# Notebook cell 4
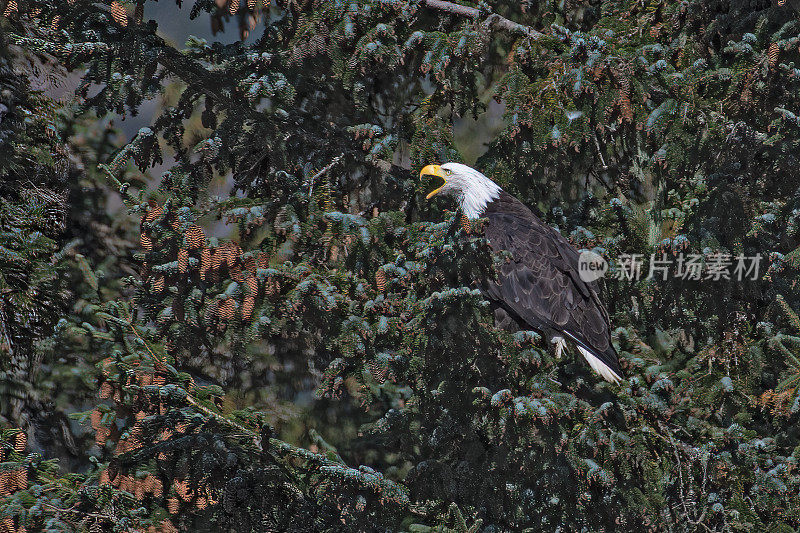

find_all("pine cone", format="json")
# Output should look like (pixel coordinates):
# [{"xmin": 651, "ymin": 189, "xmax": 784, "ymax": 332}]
[
  {"xmin": 219, "ymin": 299, "xmax": 236, "ymax": 320},
  {"xmin": 375, "ymin": 270, "xmax": 386, "ymax": 292},
  {"xmin": 231, "ymin": 243, "xmax": 243, "ymax": 264},
  {"xmin": 228, "ymin": 0, "xmax": 239, "ymax": 14},
  {"xmin": 0, "ymin": 472, "xmax": 10, "ymax": 496},
  {"xmin": 167, "ymin": 497, "xmax": 180, "ymax": 514},
  {"xmin": 3, "ymin": 0, "xmax": 17, "ymax": 17},
  {"xmin": 1, "ymin": 517, "xmax": 15, "ymax": 532},
  {"xmin": 460, "ymin": 214, "xmax": 471, "ymax": 234},
  {"xmin": 229, "ymin": 262, "xmax": 244, "ymax": 282},
  {"xmin": 211, "ymin": 248, "xmax": 223, "ymax": 271},
  {"xmin": 242, "ymin": 296, "xmax": 255, "ymax": 320},
  {"xmin": 145, "ymin": 204, "xmax": 163, "ymax": 223},
  {"xmin": 153, "ymin": 478, "xmax": 164, "ymax": 497},
  {"xmin": 14, "ymin": 432, "xmax": 26, "ymax": 453},
  {"xmin": 140, "ymin": 232, "xmax": 153, "ymax": 251},
  {"xmin": 768, "ymin": 42, "xmax": 780, "ymax": 68},
  {"xmin": 91, "ymin": 409, "xmax": 103, "ymax": 429},
  {"xmin": 152, "ymin": 276, "xmax": 165, "ymax": 293},
  {"xmin": 178, "ymin": 248, "xmax": 189, "ymax": 273},
  {"xmin": 175, "ymin": 480, "xmax": 192, "ymax": 501},
  {"xmin": 99, "ymin": 382, "xmax": 113, "ymax": 399},
  {"xmin": 245, "ymin": 276, "xmax": 258, "ymax": 296},
  {"xmin": 110, "ymin": 1, "xmax": 128, "ymax": 26},
  {"xmin": 207, "ymin": 300, "xmax": 220, "ymax": 320},
  {"xmin": 160, "ymin": 519, "xmax": 179, "ymax": 533},
  {"xmin": 186, "ymin": 225, "xmax": 205, "ymax": 249},
  {"xmin": 200, "ymin": 248, "xmax": 213, "ymax": 280},
  {"xmin": 135, "ymin": 479, "xmax": 146, "ymax": 500},
  {"xmin": 142, "ymin": 474, "xmax": 154, "ymax": 494},
  {"xmin": 244, "ymin": 254, "xmax": 257, "ymax": 272},
  {"xmin": 13, "ymin": 468, "xmax": 27, "ymax": 490},
  {"xmin": 264, "ymin": 277, "xmax": 280, "ymax": 296},
  {"xmin": 129, "ymin": 427, "xmax": 143, "ymax": 448},
  {"xmin": 369, "ymin": 360, "xmax": 388, "ymax": 384},
  {"xmin": 95, "ymin": 426, "xmax": 110, "ymax": 447}
]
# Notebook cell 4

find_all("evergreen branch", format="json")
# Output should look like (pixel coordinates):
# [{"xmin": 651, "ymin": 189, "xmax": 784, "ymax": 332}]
[
  {"xmin": 184, "ymin": 394, "xmax": 261, "ymax": 445},
  {"xmin": 308, "ymin": 154, "xmax": 343, "ymax": 199},
  {"xmin": 420, "ymin": 0, "xmax": 544, "ymax": 38},
  {"xmin": 123, "ymin": 310, "xmax": 166, "ymax": 371}
]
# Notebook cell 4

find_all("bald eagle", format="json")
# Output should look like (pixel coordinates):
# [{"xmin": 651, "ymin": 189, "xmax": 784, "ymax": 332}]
[{"xmin": 420, "ymin": 162, "xmax": 622, "ymax": 384}]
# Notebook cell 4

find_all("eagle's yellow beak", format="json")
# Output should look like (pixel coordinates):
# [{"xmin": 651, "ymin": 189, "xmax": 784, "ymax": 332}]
[{"xmin": 420, "ymin": 164, "xmax": 446, "ymax": 199}]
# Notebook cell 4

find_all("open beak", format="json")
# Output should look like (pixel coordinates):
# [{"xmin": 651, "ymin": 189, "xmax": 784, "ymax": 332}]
[{"xmin": 420, "ymin": 164, "xmax": 446, "ymax": 199}]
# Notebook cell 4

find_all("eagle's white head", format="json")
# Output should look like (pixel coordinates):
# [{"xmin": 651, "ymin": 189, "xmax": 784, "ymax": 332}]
[{"xmin": 420, "ymin": 162, "xmax": 502, "ymax": 219}]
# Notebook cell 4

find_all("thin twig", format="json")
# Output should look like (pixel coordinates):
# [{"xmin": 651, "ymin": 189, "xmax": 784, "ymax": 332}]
[{"xmin": 421, "ymin": 0, "xmax": 544, "ymax": 39}]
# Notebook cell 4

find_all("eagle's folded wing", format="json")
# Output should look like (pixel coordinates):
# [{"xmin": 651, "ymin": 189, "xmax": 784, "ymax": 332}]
[{"xmin": 481, "ymin": 193, "xmax": 622, "ymax": 383}]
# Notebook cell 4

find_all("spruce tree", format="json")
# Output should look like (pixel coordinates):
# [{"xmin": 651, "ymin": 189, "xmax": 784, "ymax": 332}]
[{"xmin": 3, "ymin": 0, "xmax": 800, "ymax": 531}]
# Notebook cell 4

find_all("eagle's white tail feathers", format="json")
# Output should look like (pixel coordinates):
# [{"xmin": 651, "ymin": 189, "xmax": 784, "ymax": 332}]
[
  {"xmin": 551, "ymin": 336, "xmax": 567, "ymax": 360},
  {"xmin": 577, "ymin": 346, "xmax": 622, "ymax": 384}
]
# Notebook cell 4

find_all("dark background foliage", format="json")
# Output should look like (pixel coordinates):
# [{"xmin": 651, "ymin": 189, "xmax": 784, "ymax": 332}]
[{"xmin": 3, "ymin": 0, "xmax": 800, "ymax": 531}]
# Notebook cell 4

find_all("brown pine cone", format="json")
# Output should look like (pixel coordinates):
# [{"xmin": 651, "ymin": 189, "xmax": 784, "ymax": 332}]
[
  {"xmin": 219, "ymin": 299, "xmax": 236, "ymax": 320},
  {"xmin": 200, "ymin": 248, "xmax": 213, "ymax": 280},
  {"xmin": 0, "ymin": 472, "xmax": 10, "ymax": 496},
  {"xmin": 99, "ymin": 382, "xmax": 114, "ymax": 399},
  {"xmin": 768, "ymin": 42, "xmax": 780, "ymax": 68},
  {"xmin": 145, "ymin": 203, "xmax": 164, "ymax": 223},
  {"xmin": 110, "ymin": 1, "xmax": 127, "ymax": 26},
  {"xmin": 186, "ymin": 225, "xmax": 205, "ymax": 249},
  {"xmin": 460, "ymin": 214, "xmax": 471, "ymax": 234},
  {"xmin": 245, "ymin": 276, "xmax": 258, "ymax": 296},
  {"xmin": 242, "ymin": 296, "xmax": 255, "ymax": 320},
  {"xmin": 14, "ymin": 432, "xmax": 26, "ymax": 453},
  {"xmin": 91, "ymin": 409, "xmax": 103, "ymax": 429},
  {"xmin": 140, "ymin": 233, "xmax": 153, "ymax": 251},
  {"xmin": 375, "ymin": 270, "xmax": 386, "ymax": 292},
  {"xmin": 152, "ymin": 276, "xmax": 165, "ymax": 293},
  {"xmin": 178, "ymin": 248, "xmax": 189, "ymax": 273}
]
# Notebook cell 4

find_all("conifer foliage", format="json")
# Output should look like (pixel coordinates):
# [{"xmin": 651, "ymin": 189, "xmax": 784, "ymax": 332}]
[{"xmin": 3, "ymin": 0, "xmax": 800, "ymax": 531}]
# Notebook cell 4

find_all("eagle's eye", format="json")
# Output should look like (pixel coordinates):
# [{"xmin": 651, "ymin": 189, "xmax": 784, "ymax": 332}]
[{"xmin": 445, "ymin": 169, "xmax": 452, "ymax": 176}]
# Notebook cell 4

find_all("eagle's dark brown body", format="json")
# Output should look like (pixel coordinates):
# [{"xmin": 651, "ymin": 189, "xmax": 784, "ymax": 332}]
[{"xmin": 480, "ymin": 191, "xmax": 622, "ymax": 380}]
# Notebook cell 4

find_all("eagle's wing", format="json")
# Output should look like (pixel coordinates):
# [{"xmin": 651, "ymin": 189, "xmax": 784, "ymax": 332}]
[{"xmin": 481, "ymin": 192, "xmax": 622, "ymax": 383}]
